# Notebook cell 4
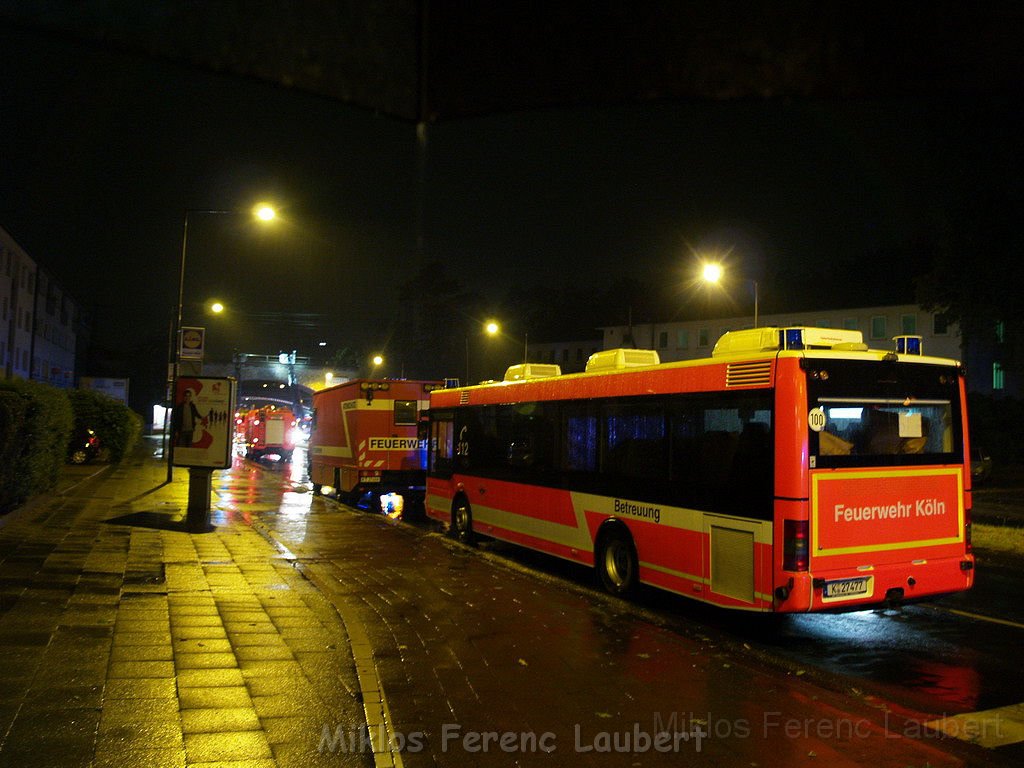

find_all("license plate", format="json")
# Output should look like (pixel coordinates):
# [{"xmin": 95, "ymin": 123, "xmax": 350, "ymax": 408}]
[{"xmin": 822, "ymin": 576, "xmax": 872, "ymax": 601}]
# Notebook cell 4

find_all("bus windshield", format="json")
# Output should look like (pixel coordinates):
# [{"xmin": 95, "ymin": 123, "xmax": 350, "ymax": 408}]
[{"xmin": 807, "ymin": 360, "xmax": 963, "ymax": 469}]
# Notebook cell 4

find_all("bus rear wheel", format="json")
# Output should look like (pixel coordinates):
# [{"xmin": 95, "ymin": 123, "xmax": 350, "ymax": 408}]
[
  {"xmin": 452, "ymin": 500, "xmax": 475, "ymax": 545},
  {"xmin": 596, "ymin": 529, "xmax": 638, "ymax": 596}
]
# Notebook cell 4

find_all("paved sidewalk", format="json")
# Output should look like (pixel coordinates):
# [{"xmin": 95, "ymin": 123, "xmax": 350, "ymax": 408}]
[{"xmin": 0, "ymin": 450, "xmax": 369, "ymax": 768}]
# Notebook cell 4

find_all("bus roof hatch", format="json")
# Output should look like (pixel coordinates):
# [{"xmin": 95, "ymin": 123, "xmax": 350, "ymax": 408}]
[
  {"xmin": 585, "ymin": 348, "xmax": 661, "ymax": 373},
  {"xmin": 504, "ymin": 363, "xmax": 562, "ymax": 381}
]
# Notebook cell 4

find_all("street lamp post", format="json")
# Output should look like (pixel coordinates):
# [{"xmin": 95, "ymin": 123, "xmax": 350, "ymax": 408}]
[
  {"xmin": 488, "ymin": 320, "xmax": 529, "ymax": 364},
  {"xmin": 465, "ymin": 321, "xmax": 501, "ymax": 384},
  {"xmin": 701, "ymin": 262, "xmax": 759, "ymax": 328},
  {"xmin": 753, "ymin": 280, "xmax": 759, "ymax": 328},
  {"xmin": 167, "ymin": 205, "xmax": 276, "ymax": 528}
]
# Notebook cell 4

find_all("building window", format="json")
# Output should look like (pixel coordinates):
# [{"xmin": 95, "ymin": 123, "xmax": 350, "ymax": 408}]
[
  {"xmin": 562, "ymin": 349, "xmax": 569, "ymax": 362},
  {"xmin": 676, "ymin": 329, "xmax": 689, "ymax": 349},
  {"xmin": 993, "ymin": 362, "xmax": 1005, "ymax": 391},
  {"xmin": 843, "ymin": 317, "xmax": 858, "ymax": 331},
  {"xmin": 816, "ymin": 318, "xmax": 831, "ymax": 328},
  {"xmin": 698, "ymin": 328, "xmax": 709, "ymax": 347},
  {"xmin": 996, "ymin": 320, "xmax": 1005, "ymax": 343},
  {"xmin": 870, "ymin": 316, "xmax": 887, "ymax": 339},
  {"xmin": 901, "ymin": 314, "xmax": 917, "ymax": 334},
  {"xmin": 933, "ymin": 313, "xmax": 949, "ymax": 336},
  {"xmin": 658, "ymin": 331, "xmax": 668, "ymax": 348},
  {"xmin": 576, "ymin": 348, "xmax": 584, "ymax": 362}
]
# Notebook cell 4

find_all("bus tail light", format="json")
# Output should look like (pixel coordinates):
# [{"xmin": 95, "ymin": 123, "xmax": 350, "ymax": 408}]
[
  {"xmin": 783, "ymin": 519, "xmax": 809, "ymax": 571},
  {"xmin": 964, "ymin": 509, "xmax": 973, "ymax": 553}
]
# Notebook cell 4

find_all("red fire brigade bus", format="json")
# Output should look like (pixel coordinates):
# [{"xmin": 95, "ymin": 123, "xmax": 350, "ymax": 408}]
[
  {"xmin": 243, "ymin": 406, "xmax": 297, "ymax": 460},
  {"xmin": 309, "ymin": 378, "xmax": 440, "ymax": 515},
  {"xmin": 425, "ymin": 327, "xmax": 975, "ymax": 613}
]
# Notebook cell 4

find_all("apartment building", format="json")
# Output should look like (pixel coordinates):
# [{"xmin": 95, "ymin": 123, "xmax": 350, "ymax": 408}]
[{"xmin": 1, "ymin": 226, "xmax": 79, "ymax": 387}]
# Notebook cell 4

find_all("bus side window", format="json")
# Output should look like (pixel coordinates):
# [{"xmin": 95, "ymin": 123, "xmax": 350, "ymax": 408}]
[
  {"xmin": 601, "ymin": 402, "xmax": 667, "ymax": 479},
  {"xmin": 563, "ymin": 405, "xmax": 598, "ymax": 472},
  {"xmin": 507, "ymin": 402, "xmax": 555, "ymax": 472}
]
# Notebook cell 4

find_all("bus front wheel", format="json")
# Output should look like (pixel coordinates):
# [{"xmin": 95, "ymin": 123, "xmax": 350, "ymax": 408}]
[
  {"xmin": 596, "ymin": 529, "xmax": 638, "ymax": 596},
  {"xmin": 452, "ymin": 500, "xmax": 475, "ymax": 545}
]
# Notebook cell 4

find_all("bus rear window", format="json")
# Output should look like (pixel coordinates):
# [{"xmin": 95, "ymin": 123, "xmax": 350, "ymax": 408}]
[
  {"xmin": 807, "ymin": 359, "xmax": 963, "ymax": 469},
  {"xmin": 817, "ymin": 400, "xmax": 952, "ymax": 458}
]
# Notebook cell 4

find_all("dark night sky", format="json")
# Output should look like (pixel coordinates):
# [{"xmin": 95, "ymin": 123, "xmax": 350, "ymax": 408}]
[{"xmin": 1, "ymin": 19, "xmax": 1021, "ymax": 386}]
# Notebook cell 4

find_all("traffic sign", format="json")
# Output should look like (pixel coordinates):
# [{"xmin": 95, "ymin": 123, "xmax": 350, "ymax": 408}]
[{"xmin": 180, "ymin": 326, "xmax": 205, "ymax": 361}]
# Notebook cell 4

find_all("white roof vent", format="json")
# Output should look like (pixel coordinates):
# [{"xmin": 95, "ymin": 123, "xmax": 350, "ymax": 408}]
[
  {"xmin": 585, "ymin": 348, "xmax": 660, "ymax": 373},
  {"xmin": 503, "ymin": 363, "xmax": 562, "ymax": 381},
  {"xmin": 712, "ymin": 328, "xmax": 781, "ymax": 357}
]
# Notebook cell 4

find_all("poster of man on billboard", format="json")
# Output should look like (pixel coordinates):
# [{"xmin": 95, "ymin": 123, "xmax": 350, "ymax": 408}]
[{"xmin": 172, "ymin": 377, "xmax": 236, "ymax": 468}]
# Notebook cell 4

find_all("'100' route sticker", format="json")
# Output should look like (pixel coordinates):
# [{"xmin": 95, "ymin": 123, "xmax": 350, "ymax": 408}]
[{"xmin": 808, "ymin": 407, "xmax": 826, "ymax": 432}]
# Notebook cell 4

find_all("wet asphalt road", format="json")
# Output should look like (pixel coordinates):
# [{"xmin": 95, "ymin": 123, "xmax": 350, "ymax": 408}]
[{"xmin": 228, "ymin": 449, "xmax": 1022, "ymax": 766}]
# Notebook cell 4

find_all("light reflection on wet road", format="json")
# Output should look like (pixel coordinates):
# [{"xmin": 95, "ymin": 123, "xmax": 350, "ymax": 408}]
[{"xmin": 214, "ymin": 454, "xmax": 1023, "ymax": 765}]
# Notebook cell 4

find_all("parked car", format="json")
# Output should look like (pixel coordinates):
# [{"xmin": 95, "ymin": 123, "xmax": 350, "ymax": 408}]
[
  {"xmin": 68, "ymin": 428, "xmax": 101, "ymax": 465},
  {"xmin": 971, "ymin": 445, "xmax": 993, "ymax": 485}
]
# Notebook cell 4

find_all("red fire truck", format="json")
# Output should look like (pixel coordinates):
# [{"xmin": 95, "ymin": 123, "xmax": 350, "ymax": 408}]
[
  {"xmin": 243, "ymin": 406, "xmax": 298, "ymax": 460},
  {"xmin": 309, "ymin": 378, "xmax": 440, "ymax": 515}
]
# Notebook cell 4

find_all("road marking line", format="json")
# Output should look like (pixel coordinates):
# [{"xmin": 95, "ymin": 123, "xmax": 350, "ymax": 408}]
[
  {"xmin": 934, "ymin": 606, "xmax": 1024, "ymax": 630},
  {"xmin": 925, "ymin": 702, "xmax": 1024, "ymax": 748}
]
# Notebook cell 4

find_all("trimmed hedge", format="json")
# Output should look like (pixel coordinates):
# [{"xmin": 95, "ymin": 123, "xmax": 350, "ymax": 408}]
[
  {"xmin": 66, "ymin": 388, "xmax": 143, "ymax": 463},
  {"xmin": 0, "ymin": 390, "xmax": 29, "ymax": 512},
  {"xmin": 0, "ymin": 379, "xmax": 73, "ymax": 512},
  {"xmin": 0, "ymin": 381, "xmax": 144, "ymax": 514}
]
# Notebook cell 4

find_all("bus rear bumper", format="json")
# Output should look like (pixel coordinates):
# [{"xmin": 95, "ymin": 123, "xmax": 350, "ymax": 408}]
[{"xmin": 775, "ymin": 554, "xmax": 975, "ymax": 612}]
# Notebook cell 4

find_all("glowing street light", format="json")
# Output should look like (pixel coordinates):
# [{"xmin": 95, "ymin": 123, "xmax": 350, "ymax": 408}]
[
  {"xmin": 484, "ymin": 320, "xmax": 529, "ymax": 363},
  {"xmin": 253, "ymin": 203, "xmax": 276, "ymax": 222},
  {"xmin": 702, "ymin": 262, "xmax": 723, "ymax": 285},
  {"xmin": 700, "ymin": 261, "xmax": 759, "ymax": 328},
  {"xmin": 209, "ymin": 301, "xmax": 225, "ymax": 314},
  {"xmin": 465, "ymin": 321, "xmax": 503, "ymax": 384},
  {"xmin": 372, "ymin": 354, "xmax": 384, "ymax": 367}
]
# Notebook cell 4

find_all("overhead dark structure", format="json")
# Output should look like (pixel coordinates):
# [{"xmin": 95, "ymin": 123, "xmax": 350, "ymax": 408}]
[{"xmin": 4, "ymin": 1, "xmax": 1022, "ymax": 122}]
